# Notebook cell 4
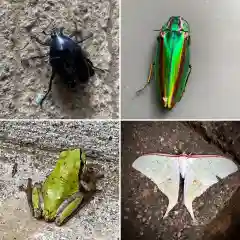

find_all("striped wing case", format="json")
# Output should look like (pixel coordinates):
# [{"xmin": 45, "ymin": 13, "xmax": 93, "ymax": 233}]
[{"xmin": 155, "ymin": 16, "xmax": 192, "ymax": 109}]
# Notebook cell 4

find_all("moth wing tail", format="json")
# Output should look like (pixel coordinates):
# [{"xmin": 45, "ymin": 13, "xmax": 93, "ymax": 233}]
[{"xmin": 133, "ymin": 154, "xmax": 180, "ymax": 219}]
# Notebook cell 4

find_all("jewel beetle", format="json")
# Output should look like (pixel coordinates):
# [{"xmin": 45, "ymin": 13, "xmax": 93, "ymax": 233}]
[
  {"xmin": 30, "ymin": 27, "xmax": 102, "ymax": 106},
  {"xmin": 136, "ymin": 16, "xmax": 192, "ymax": 110}
]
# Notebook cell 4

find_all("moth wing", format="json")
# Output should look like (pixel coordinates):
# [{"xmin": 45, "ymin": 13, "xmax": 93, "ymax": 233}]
[
  {"xmin": 183, "ymin": 156, "xmax": 238, "ymax": 222},
  {"xmin": 132, "ymin": 154, "xmax": 180, "ymax": 218}
]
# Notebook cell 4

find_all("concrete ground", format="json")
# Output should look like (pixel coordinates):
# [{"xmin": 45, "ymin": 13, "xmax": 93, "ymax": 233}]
[
  {"xmin": 121, "ymin": 121, "xmax": 240, "ymax": 240},
  {"xmin": 0, "ymin": 0, "xmax": 119, "ymax": 119},
  {"xmin": 0, "ymin": 121, "xmax": 120, "ymax": 240},
  {"xmin": 121, "ymin": 0, "xmax": 240, "ymax": 119}
]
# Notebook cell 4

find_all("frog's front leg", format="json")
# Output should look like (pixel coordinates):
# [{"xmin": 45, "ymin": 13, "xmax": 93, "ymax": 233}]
[{"xmin": 80, "ymin": 172, "xmax": 104, "ymax": 192}]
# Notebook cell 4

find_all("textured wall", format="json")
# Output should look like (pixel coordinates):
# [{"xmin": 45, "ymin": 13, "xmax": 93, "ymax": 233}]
[{"xmin": 0, "ymin": 0, "xmax": 119, "ymax": 119}]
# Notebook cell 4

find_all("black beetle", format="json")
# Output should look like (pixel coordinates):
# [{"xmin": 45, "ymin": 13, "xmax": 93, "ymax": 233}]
[{"xmin": 30, "ymin": 27, "xmax": 102, "ymax": 106}]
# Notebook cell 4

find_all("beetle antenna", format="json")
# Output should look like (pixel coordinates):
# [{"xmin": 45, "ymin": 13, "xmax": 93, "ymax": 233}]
[
  {"xmin": 77, "ymin": 33, "xmax": 93, "ymax": 44},
  {"xmin": 43, "ymin": 20, "xmax": 55, "ymax": 36},
  {"xmin": 30, "ymin": 34, "xmax": 50, "ymax": 46}
]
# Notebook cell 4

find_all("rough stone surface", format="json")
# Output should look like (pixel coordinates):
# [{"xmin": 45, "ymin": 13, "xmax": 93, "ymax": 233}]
[
  {"xmin": 121, "ymin": 121, "xmax": 240, "ymax": 240},
  {"xmin": 0, "ymin": 0, "xmax": 119, "ymax": 119},
  {"xmin": 0, "ymin": 121, "xmax": 120, "ymax": 239},
  {"xmin": 203, "ymin": 186, "xmax": 240, "ymax": 240}
]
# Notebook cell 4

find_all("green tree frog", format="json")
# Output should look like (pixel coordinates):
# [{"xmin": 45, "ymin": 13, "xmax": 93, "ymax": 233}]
[{"xmin": 21, "ymin": 148, "xmax": 103, "ymax": 226}]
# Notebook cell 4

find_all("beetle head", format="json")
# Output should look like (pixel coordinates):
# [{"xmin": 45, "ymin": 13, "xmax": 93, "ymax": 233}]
[{"xmin": 50, "ymin": 27, "xmax": 64, "ymax": 38}]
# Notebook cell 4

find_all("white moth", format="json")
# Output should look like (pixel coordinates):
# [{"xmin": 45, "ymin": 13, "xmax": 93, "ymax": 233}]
[{"xmin": 132, "ymin": 153, "xmax": 238, "ymax": 223}]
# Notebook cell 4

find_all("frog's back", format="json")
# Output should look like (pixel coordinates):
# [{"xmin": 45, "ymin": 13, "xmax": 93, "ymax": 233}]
[{"xmin": 42, "ymin": 149, "xmax": 83, "ymax": 219}]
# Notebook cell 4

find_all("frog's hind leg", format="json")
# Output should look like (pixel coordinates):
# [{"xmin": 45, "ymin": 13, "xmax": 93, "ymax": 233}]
[
  {"xmin": 55, "ymin": 170, "xmax": 104, "ymax": 226},
  {"xmin": 31, "ymin": 182, "xmax": 44, "ymax": 219},
  {"xmin": 55, "ymin": 192, "xmax": 86, "ymax": 226},
  {"xmin": 19, "ymin": 178, "xmax": 43, "ymax": 219}
]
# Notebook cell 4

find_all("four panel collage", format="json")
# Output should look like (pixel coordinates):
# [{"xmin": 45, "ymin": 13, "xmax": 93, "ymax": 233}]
[{"xmin": 1, "ymin": 1, "xmax": 240, "ymax": 240}]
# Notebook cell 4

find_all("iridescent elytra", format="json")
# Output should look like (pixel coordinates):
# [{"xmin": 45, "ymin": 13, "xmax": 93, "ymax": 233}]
[{"xmin": 136, "ymin": 16, "xmax": 192, "ymax": 110}]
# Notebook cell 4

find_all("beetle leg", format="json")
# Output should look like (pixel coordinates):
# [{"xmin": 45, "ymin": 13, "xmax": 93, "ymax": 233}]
[
  {"xmin": 183, "ymin": 64, "xmax": 192, "ymax": 89},
  {"xmin": 181, "ymin": 64, "xmax": 192, "ymax": 96},
  {"xmin": 84, "ymin": 57, "xmax": 105, "ymax": 74},
  {"xmin": 39, "ymin": 71, "xmax": 55, "ymax": 107},
  {"xmin": 84, "ymin": 58, "xmax": 92, "ymax": 79},
  {"xmin": 136, "ymin": 63, "xmax": 154, "ymax": 96}
]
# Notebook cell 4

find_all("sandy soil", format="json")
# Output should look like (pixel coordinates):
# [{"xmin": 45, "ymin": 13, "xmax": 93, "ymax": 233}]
[{"xmin": 0, "ymin": 0, "xmax": 119, "ymax": 119}]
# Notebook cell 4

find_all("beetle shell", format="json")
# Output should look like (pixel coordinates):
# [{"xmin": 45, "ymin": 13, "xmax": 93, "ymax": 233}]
[
  {"xmin": 49, "ymin": 31, "xmax": 94, "ymax": 87},
  {"xmin": 155, "ymin": 16, "xmax": 191, "ymax": 109}
]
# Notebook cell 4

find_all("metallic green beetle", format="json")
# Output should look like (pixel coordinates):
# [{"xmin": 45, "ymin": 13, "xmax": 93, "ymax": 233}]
[{"xmin": 137, "ymin": 16, "xmax": 192, "ymax": 110}]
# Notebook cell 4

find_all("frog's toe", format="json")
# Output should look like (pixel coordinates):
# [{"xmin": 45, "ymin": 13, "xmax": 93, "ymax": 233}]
[
  {"xmin": 33, "ymin": 208, "xmax": 42, "ymax": 219},
  {"xmin": 44, "ymin": 215, "xmax": 55, "ymax": 223}
]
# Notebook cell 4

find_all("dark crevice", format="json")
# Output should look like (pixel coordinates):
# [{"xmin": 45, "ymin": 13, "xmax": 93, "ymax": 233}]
[{"xmin": 184, "ymin": 122, "xmax": 240, "ymax": 165}]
